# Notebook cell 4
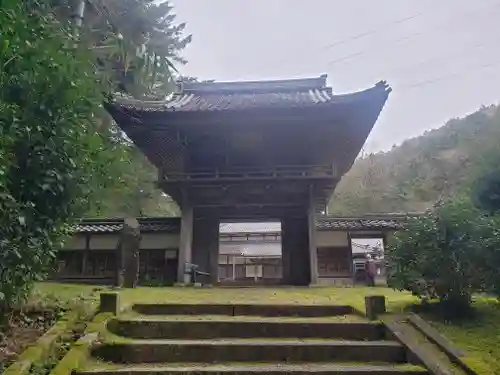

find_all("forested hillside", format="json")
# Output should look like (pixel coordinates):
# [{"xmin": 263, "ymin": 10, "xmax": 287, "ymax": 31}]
[{"xmin": 329, "ymin": 105, "xmax": 500, "ymax": 215}]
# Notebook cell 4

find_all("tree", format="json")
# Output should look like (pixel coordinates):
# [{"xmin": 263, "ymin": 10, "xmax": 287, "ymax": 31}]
[
  {"xmin": 0, "ymin": 0, "xmax": 116, "ymax": 308},
  {"xmin": 48, "ymin": 0, "xmax": 190, "ymax": 218},
  {"xmin": 329, "ymin": 105, "xmax": 500, "ymax": 215},
  {"xmin": 87, "ymin": 146, "xmax": 179, "ymax": 217},
  {"xmin": 50, "ymin": 0, "xmax": 192, "ymax": 98},
  {"xmin": 473, "ymin": 167, "xmax": 500, "ymax": 215},
  {"xmin": 387, "ymin": 199, "xmax": 487, "ymax": 316}
]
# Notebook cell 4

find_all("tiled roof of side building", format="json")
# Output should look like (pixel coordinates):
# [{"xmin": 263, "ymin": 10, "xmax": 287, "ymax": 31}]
[
  {"xmin": 317, "ymin": 213, "xmax": 422, "ymax": 231},
  {"xmin": 71, "ymin": 217, "xmax": 180, "ymax": 234},
  {"xmin": 110, "ymin": 75, "xmax": 391, "ymax": 113},
  {"xmin": 70, "ymin": 214, "xmax": 419, "ymax": 234}
]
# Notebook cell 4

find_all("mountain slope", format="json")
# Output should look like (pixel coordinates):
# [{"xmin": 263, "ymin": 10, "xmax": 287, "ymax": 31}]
[{"xmin": 328, "ymin": 105, "xmax": 500, "ymax": 215}]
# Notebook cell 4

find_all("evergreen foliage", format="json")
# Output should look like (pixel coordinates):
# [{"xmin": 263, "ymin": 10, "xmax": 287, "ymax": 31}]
[{"xmin": 0, "ymin": 0, "xmax": 115, "ymax": 308}]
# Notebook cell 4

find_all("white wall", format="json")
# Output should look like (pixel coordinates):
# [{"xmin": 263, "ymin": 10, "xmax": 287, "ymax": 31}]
[
  {"xmin": 63, "ymin": 232, "xmax": 179, "ymax": 251},
  {"xmin": 316, "ymin": 231, "xmax": 349, "ymax": 247},
  {"xmin": 64, "ymin": 235, "xmax": 86, "ymax": 250},
  {"xmin": 141, "ymin": 233, "xmax": 179, "ymax": 249}
]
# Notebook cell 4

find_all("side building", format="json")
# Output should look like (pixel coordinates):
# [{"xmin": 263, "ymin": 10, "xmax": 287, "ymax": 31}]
[{"xmin": 55, "ymin": 215, "xmax": 405, "ymax": 285}]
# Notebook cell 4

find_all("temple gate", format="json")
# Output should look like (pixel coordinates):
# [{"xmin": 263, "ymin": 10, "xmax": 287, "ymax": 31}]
[{"xmin": 106, "ymin": 75, "xmax": 390, "ymax": 285}]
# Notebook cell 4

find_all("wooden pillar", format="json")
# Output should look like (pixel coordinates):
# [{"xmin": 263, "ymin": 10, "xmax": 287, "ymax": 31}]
[
  {"xmin": 280, "ymin": 218, "xmax": 292, "ymax": 284},
  {"xmin": 207, "ymin": 217, "xmax": 220, "ymax": 284},
  {"xmin": 308, "ymin": 186, "xmax": 319, "ymax": 285},
  {"xmin": 347, "ymin": 232, "xmax": 354, "ymax": 283},
  {"xmin": 81, "ymin": 234, "xmax": 90, "ymax": 276},
  {"xmin": 177, "ymin": 203, "xmax": 194, "ymax": 284},
  {"xmin": 282, "ymin": 214, "xmax": 310, "ymax": 286},
  {"xmin": 192, "ymin": 214, "xmax": 219, "ymax": 284}
]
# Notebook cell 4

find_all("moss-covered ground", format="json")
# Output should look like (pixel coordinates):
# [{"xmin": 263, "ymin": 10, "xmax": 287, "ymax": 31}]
[
  {"xmin": 422, "ymin": 298, "xmax": 500, "ymax": 374},
  {"xmin": 36, "ymin": 282, "xmax": 416, "ymax": 312}
]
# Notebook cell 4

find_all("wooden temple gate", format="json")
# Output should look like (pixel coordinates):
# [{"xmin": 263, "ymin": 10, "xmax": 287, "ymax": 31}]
[{"xmin": 104, "ymin": 75, "xmax": 391, "ymax": 285}]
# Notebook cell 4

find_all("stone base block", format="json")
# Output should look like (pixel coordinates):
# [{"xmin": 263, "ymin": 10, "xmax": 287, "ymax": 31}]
[{"xmin": 100, "ymin": 292, "xmax": 120, "ymax": 315}]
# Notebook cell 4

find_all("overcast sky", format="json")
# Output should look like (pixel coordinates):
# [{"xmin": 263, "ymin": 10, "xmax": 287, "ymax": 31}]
[{"xmin": 170, "ymin": 0, "xmax": 500, "ymax": 152}]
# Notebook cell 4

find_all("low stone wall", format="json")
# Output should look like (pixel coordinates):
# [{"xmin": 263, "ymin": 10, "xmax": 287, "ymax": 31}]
[
  {"xmin": 49, "ymin": 313, "xmax": 112, "ymax": 375},
  {"xmin": 408, "ymin": 314, "xmax": 478, "ymax": 375},
  {"xmin": 3, "ymin": 306, "xmax": 97, "ymax": 375}
]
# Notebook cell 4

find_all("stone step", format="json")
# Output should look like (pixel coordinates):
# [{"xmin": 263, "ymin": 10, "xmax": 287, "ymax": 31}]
[
  {"xmin": 75, "ymin": 362, "xmax": 429, "ymax": 375},
  {"xmin": 108, "ymin": 319, "xmax": 386, "ymax": 340},
  {"xmin": 92, "ymin": 339, "xmax": 407, "ymax": 364},
  {"xmin": 132, "ymin": 304, "xmax": 356, "ymax": 317}
]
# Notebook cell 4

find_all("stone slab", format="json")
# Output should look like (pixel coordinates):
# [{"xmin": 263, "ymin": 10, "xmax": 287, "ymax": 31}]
[
  {"xmin": 132, "ymin": 304, "xmax": 234, "ymax": 316},
  {"xmin": 75, "ymin": 362, "xmax": 429, "ymax": 375},
  {"xmin": 92, "ymin": 339, "xmax": 406, "ymax": 364},
  {"xmin": 383, "ymin": 316, "xmax": 468, "ymax": 375},
  {"xmin": 408, "ymin": 314, "xmax": 477, "ymax": 375},
  {"xmin": 132, "ymin": 304, "xmax": 355, "ymax": 317},
  {"xmin": 108, "ymin": 320, "xmax": 386, "ymax": 340}
]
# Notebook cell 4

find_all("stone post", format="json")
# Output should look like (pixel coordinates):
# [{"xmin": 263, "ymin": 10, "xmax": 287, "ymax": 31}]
[
  {"xmin": 100, "ymin": 292, "xmax": 120, "ymax": 315},
  {"xmin": 116, "ymin": 217, "xmax": 141, "ymax": 288},
  {"xmin": 365, "ymin": 295, "xmax": 387, "ymax": 320}
]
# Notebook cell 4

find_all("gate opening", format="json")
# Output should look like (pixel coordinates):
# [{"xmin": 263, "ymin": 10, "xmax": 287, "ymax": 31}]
[{"xmin": 218, "ymin": 221, "xmax": 282, "ymax": 285}]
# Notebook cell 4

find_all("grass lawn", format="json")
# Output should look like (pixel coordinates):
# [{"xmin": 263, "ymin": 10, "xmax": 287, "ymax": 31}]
[
  {"xmin": 35, "ymin": 282, "xmax": 416, "ymax": 312},
  {"xmin": 34, "ymin": 283, "xmax": 499, "ymax": 373}
]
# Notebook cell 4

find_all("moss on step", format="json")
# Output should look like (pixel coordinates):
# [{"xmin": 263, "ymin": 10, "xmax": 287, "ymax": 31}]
[
  {"xmin": 49, "ymin": 313, "xmax": 114, "ymax": 375},
  {"xmin": 77, "ymin": 360, "xmax": 429, "ymax": 374},
  {"xmin": 91, "ymin": 339, "xmax": 406, "ymax": 364},
  {"xmin": 119, "ymin": 311, "xmax": 370, "ymax": 323},
  {"xmin": 108, "ymin": 317, "xmax": 384, "ymax": 341},
  {"xmin": 131, "ymin": 303, "xmax": 358, "ymax": 317}
]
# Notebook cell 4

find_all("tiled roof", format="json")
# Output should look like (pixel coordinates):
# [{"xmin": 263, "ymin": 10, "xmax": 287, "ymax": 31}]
[
  {"xmin": 316, "ymin": 217, "xmax": 404, "ymax": 231},
  {"xmin": 71, "ymin": 218, "xmax": 180, "ymax": 234},
  {"xmin": 70, "ymin": 215, "xmax": 413, "ymax": 235},
  {"xmin": 111, "ymin": 76, "xmax": 391, "ymax": 113}
]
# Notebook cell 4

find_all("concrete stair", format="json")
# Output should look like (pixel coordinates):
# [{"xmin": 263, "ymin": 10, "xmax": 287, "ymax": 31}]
[{"xmin": 79, "ymin": 304, "xmax": 430, "ymax": 375}]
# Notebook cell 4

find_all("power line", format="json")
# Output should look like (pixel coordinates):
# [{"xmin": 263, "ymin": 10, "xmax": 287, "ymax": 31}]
[
  {"xmin": 359, "ymin": 34, "xmax": 500, "ymax": 84},
  {"xmin": 241, "ymin": 4, "xmax": 435, "ymax": 77},
  {"xmin": 324, "ymin": 1, "xmax": 500, "ymax": 69},
  {"xmin": 321, "ymin": 12, "xmax": 425, "ymax": 51},
  {"xmin": 241, "ymin": 1, "xmax": 500, "ymax": 78},
  {"xmin": 398, "ymin": 58, "xmax": 500, "ymax": 92}
]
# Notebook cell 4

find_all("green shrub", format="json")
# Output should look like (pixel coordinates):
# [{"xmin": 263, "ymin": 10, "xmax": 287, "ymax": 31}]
[{"xmin": 387, "ymin": 199, "xmax": 490, "ymax": 315}]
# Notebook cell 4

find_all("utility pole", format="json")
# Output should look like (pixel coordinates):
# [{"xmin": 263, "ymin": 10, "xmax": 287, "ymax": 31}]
[{"xmin": 72, "ymin": 0, "xmax": 85, "ymax": 38}]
